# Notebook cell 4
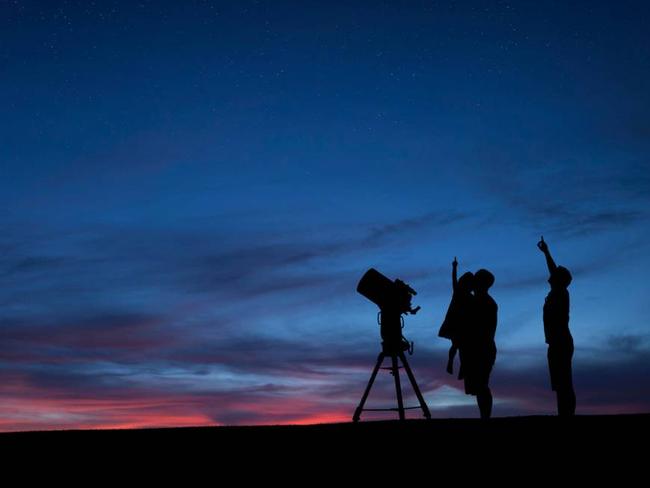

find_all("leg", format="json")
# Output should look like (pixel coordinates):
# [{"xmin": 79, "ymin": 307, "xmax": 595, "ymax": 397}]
[
  {"xmin": 549, "ymin": 343, "xmax": 576, "ymax": 417},
  {"xmin": 548, "ymin": 346, "xmax": 561, "ymax": 415},
  {"xmin": 391, "ymin": 354, "xmax": 405, "ymax": 420},
  {"xmin": 477, "ymin": 388, "xmax": 493, "ymax": 419},
  {"xmin": 557, "ymin": 387, "xmax": 576, "ymax": 417},
  {"xmin": 568, "ymin": 388, "xmax": 576, "ymax": 416},
  {"xmin": 353, "ymin": 352, "xmax": 385, "ymax": 422},
  {"xmin": 564, "ymin": 343, "xmax": 576, "ymax": 416},
  {"xmin": 399, "ymin": 352, "xmax": 431, "ymax": 419},
  {"xmin": 476, "ymin": 354, "xmax": 495, "ymax": 419}
]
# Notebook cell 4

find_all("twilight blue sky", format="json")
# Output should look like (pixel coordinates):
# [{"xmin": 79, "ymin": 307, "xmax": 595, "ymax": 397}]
[{"xmin": 1, "ymin": 0, "xmax": 649, "ymax": 430}]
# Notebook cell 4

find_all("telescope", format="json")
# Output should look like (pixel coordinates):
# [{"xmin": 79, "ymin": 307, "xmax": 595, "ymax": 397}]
[
  {"xmin": 357, "ymin": 268, "xmax": 420, "ymax": 315},
  {"xmin": 356, "ymin": 268, "xmax": 420, "ymax": 354},
  {"xmin": 353, "ymin": 268, "xmax": 430, "ymax": 422}
]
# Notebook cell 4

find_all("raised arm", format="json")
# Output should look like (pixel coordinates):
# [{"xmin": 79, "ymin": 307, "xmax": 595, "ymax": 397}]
[
  {"xmin": 452, "ymin": 257, "xmax": 458, "ymax": 291},
  {"xmin": 537, "ymin": 236, "xmax": 557, "ymax": 275}
]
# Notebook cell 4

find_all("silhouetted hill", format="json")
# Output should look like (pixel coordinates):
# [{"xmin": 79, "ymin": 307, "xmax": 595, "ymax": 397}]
[{"xmin": 1, "ymin": 414, "xmax": 647, "ymax": 479}]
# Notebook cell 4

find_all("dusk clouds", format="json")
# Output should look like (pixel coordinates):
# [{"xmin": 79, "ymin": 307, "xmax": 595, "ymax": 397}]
[{"xmin": 1, "ymin": 1, "xmax": 649, "ymax": 431}]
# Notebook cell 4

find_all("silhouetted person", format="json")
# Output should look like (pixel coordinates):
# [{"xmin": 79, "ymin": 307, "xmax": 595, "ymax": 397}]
[
  {"xmin": 470, "ymin": 268, "xmax": 497, "ymax": 419},
  {"xmin": 438, "ymin": 257, "xmax": 474, "ymax": 376},
  {"xmin": 537, "ymin": 236, "xmax": 576, "ymax": 417},
  {"xmin": 439, "ymin": 260, "xmax": 496, "ymax": 419}
]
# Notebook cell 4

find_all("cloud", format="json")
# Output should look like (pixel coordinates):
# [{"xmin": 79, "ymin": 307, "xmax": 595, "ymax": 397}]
[
  {"xmin": 0, "ymin": 209, "xmax": 469, "ymax": 319},
  {"xmin": 364, "ymin": 211, "xmax": 469, "ymax": 243},
  {"xmin": 0, "ymin": 313, "xmax": 176, "ymax": 363},
  {"xmin": 606, "ymin": 334, "xmax": 649, "ymax": 354},
  {"xmin": 0, "ymin": 256, "xmax": 68, "ymax": 278},
  {"xmin": 468, "ymin": 143, "xmax": 650, "ymax": 238},
  {"xmin": 515, "ymin": 203, "xmax": 647, "ymax": 238},
  {"xmin": 2, "ymin": 314, "xmax": 650, "ymax": 431},
  {"xmin": 488, "ymin": 338, "xmax": 650, "ymax": 415},
  {"xmin": 2, "ymin": 210, "xmax": 649, "ymax": 431}
]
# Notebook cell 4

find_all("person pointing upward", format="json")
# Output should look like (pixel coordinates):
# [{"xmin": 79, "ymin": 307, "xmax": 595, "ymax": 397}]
[{"xmin": 537, "ymin": 236, "xmax": 576, "ymax": 417}]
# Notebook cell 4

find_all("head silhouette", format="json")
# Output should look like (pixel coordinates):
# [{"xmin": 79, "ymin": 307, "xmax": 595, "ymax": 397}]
[
  {"xmin": 457, "ymin": 271, "xmax": 474, "ymax": 293},
  {"xmin": 549, "ymin": 265, "xmax": 572, "ymax": 289},
  {"xmin": 474, "ymin": 269, "xmax": 495, "ymax": 293}
]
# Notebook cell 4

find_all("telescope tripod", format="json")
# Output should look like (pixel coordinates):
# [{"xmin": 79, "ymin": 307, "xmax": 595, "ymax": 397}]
[{"xmin": 353, "ymin": 346, "xmax": 431, "ymax": 422}]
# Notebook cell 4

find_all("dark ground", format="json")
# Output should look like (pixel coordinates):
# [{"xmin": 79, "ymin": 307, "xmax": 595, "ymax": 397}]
[{"xmin": 1, "ymin": 415, "xmax": 647, "ymax": 480}]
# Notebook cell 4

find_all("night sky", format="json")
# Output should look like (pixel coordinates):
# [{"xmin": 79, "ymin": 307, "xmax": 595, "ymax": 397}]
[{"xmin": 2, "ymin": 1, "xmax": 650, "ymax": 431}]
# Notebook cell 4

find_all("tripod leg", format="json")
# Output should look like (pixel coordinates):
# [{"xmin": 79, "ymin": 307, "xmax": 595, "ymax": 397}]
[
  {"xmin": 353, "ymin": 353, "xmax": 385, "ymax": 422},
  {"xmin": 399, "ymin": 352, "xmax": 431, "ymax": 419},
  {"xmin": 391, "ymin": 354, "xmax": 406, "ymax": 421}
]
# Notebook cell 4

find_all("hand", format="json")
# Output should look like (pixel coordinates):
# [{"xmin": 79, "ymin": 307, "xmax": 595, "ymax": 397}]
[
  {"xmin": 537, "ymin": 236, "xmax": 548, "ymax": 253},
  {"xmin": 452, "ymin": 256, "xmax": 458, "ymax": 268}
]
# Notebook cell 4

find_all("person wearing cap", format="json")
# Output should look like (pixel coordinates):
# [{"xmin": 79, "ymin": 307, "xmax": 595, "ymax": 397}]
[{"xmin": 537, "ymin": 236, "xmax": 576, "ymax": 416}]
